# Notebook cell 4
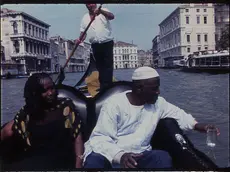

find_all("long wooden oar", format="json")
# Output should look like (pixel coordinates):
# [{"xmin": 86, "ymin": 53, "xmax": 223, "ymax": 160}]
[{"xmin": 54, "ymin": 4, "xmax": 103, "ymax": 84}]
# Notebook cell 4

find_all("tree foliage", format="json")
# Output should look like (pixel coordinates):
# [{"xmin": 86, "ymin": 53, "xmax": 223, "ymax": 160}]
[{"xmin": 216, "ymin": 25, "xmax": 229, "ymax": 51}]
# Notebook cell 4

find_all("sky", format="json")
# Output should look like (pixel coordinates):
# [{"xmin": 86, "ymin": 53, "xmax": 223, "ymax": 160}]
[{"xmin": 2, "ymin": 4, "xmax": 180, "ymax": 51}]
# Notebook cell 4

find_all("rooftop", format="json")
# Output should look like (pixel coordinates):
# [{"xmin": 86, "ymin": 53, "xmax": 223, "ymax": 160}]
[
  {"xmin": 159, "ymin": 3, "xmax": 214, "ymax": 26},
  {"xmin": 1, "ymin": 8, "xmax": 50, "ymax": 27},
  {"xmin": 114, "ymin": 41, "xmax": 137, "ymax": 47}
]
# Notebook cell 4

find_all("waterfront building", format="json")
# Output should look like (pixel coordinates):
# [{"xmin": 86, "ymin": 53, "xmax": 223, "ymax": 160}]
[
  {"xmin": 158, "ymin": 3, "xmax": 215, "ymax": 67},
  {"xmin": 49, "ymin": 36, "xmax": 66, "ymax": 71},
  {"xmin": 113, "ymin": 41, "xmax": 138, "ymax": 69},
  {"xmin": 152, "ymin": 35, "xmax": 161, "ymax": 67},
  {"xmin": 50, "ymin": 35, "xmax": 91, "ymax": 72},
  {"xmin": 1, "ymin": 8, "xmax": 51, "ymax": 74},
  {"xmin": 1, "ymin": 44, "xmax": 5, "ymax": 61},
  {"xmin": 146, "ymin": 50, "xmax": 153, "ymax": 67},
  {"xmin": 49, "ymin": 39, "xmax": 60, "ymax": 72},
  {"xmin": 137, "ymin": 50, "xmax": 146, "ymax": 67},
  {"xmin": 64, "ymin": 40, "xmax": 91, "ymax": 72},
  {"xmin": 214, "ymin": 3, "xmax": 229, "ymax": 49},
  {"xmin": 137, "ymin": 49, "xmax": 153, "ymax": 67}
]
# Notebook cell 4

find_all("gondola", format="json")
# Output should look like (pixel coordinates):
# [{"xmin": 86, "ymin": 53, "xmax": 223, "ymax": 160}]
[
  {"xmin": 0, "ymin": 5, "xmax": 221, "ymax": 169},
  {"xmin": 0, "ymin": 53, "xmax": 220, "ymax": 170}
]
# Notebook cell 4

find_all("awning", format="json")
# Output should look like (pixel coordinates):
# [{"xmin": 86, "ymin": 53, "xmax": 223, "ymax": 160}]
[{"xmin": 37, "ymin": 55, "xmax": 45, "ymax": 60}]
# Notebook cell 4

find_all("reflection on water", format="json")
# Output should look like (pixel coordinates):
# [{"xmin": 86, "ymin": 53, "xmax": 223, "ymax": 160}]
[{"xmin": 1, "ymin": 69, "xmax": 229, "ymax": 167}]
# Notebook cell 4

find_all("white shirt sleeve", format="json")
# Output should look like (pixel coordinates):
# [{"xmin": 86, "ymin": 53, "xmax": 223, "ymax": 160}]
[
  {"xmin": 88, "ymin": 97, "xmax": 125, "ymax": 163},
  {"xmin": 159, "ymin": 97, "xmax": 198, "ymax": 130},
  {"xmin": 113, "ymin": 150, "xmax": 126, "ymax": 164},
  {"xmin": 80, "ymin": 15, "xmax": 86, "ymax": 32},
  {"xmin": 101, "ymin": 7, "xmax": 111, "ymax": 12}
]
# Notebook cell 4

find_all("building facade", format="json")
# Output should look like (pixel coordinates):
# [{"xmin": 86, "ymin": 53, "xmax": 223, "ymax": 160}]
[
  {"xmin": 159, "ymin": 3, "xmax": 215, "ymax": 67},
  {"xmin": 49, "ymin": 36, "xmax": 66, "ymax": 71},
  {"xmin": 64, "ymin": 40, "xmax": 91, "ymax": 72},
  {"xmin": 113, "ymin": 41, "xmax": 138, "ymax": 69},
  {"xmin": 137, "ymin": 50, "xmax": 146, "ymax": 67},
  {"xmin": 49, "ymin": 39, "xmax": 60, "ymax": 72},
  {"xmin": 1, "ymin": 8, "xmax": 51, "ymax": 74},
  {"xmin": 214, "ymin": 3, "xmax": 229, "ymax": 49},
  {"xmin": 137, "ymin": 49, "xmax": 153, "ymax": 67},
  {"xmin": 1, "ymin": 44, "xmax": 5, "ymax": 61},
  {"xmin": 50, "ymin": 36, "xmax": 91, "ymax": 72},
  {"xmin": 152, "ymin": 35, "xmax": 161, "ymax": 66},
  {"xmin": 145, "ymin": 50, "xmax": 153, "ymax": 67}
]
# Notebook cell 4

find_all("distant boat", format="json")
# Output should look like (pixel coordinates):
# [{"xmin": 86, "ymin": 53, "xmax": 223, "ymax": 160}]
[{"xmin": 181, "ymin": 50, "xmax": 229, "ymax": 73}]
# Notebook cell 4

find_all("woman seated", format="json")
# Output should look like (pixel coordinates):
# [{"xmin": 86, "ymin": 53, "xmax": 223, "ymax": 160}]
[{"xmin": 1, "ymin": 73, "xmax": 84, "ymax": 170}]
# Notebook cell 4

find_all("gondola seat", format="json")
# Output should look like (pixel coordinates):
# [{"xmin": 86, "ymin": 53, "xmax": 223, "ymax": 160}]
[
  {"xmin": 57, "ymin": 81, "xmax": 218, "ymax": 170},
  {"xmin": 1, "ymin": 81, "xmax": 218, "ymax": 170}
]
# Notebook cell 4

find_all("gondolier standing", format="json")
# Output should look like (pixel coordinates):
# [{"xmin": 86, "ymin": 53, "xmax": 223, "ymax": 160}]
[{"xmin": 77, "ymin": 4, "xmax": 115, "ymax": 91}]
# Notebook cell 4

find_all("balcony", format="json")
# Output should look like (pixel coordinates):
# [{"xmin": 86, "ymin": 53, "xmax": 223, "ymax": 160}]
[
  {"xmin": 11, "ymin": 52, "xmax": 50, "ymax": 59},
  {"xmin": 10, "ymin": 33, "xmax": 50, "ymax": 43},
  {"xmin": 69, "ymin": 62, "xmax": 85, "ymax": 66}
]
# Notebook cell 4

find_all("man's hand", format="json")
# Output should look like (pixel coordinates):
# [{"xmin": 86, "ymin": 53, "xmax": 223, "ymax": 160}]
[
  {"xmin": 93, "ymin": 8, "xmax": 115, "ymax": 20},
  {"xmin": 120, "ymin": 152, "xmax": 143, "ymax": 168},
  {"xmin": 204, "ymin": 124, "xmax": 220, "ymax": 135},
  {"xmin": 94, "ymin": 8, "xmax": 101, "ymax": 16},
  {"xmin": 194, "ymin": 123, "xmax": 220, "ymax": 135},
  {"xmin": 75, "ymin": 39, "xmax": 81, "ymax": 44}
]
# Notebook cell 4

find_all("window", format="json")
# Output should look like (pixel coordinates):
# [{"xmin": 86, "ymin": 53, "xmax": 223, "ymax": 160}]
[
  {"xmin": 197, "ymin": 34, "xmax": 201, "ymax": 42},
  {"xmin": 187, "ymin": 35, "xmax": 190, "ymax": 43},
  {"xmin": 186, "ymin": 9, "xmax": 189, "ymax": 12},
  {"xmin": 196, "ymin": 9, "xmax": 200, "ymax": 12},
  {"xmin": 187, "ymin": 47, "xmax": 190, "ymax": 53},
  {"xmin": 14, "ymin": 41, "xmax": 20, "ymax": 53},
  {"xmin": 197, "ymin": 16, "xmax": 200, "ymax": 24},
  {"xmin": 215, "ymin": 34, "xmax": 219, "ymax": 42},
  {"xmin": 204, "ymin": 16, "xmax": 207, "ymax": 24},
  {"xmin": 186, "ymin": 16, "xmax": 189, "ymax": 24},
  {"xmin": 29, "ymin": 25, "xmax": 31, "ymax": 35},
  {"xmin": 205, "ymin": 46, "xmax": 208, "ymax": 50},
  {"xmin": 39, "ymin": 29, "xmax": 41, "ymax": 38},
  {"xmin": 31, "ymin": 26, "xmax": 34, "ymax": 36},
  {"xmin": 220, "ymin": 17, "xmax": 223, "ymax": 22},
  {"xmin": 26, "ymin": 41, "xmax": 29, "ymax": 52},
  {"xmin": 42, "ymin": 30, "xmax": 44, "ymax": 39},
  {"xmin": 13, "ymin": 22, "xmax": 18, "ymax": 34},
  {"xmin": 198, "ymin": 47, "xmax": 201, "ymax": 51},
  {"xmin": 36, "ymin": 28, "xmax": 38, "ymax": 37},
  {"xmin": 24, "ymin": 23, "xmax": 27, "ymax": 34},
  {"xmin": 204, "ymin": 34, "xmax": 208, "ymax": 42},
  {"xmin": 204, "ymin": 9, "xmax": 207, "ymax": 12},
  {"xmin": 30, "ymin": 43, "xmax": 33, "ymax": 53},
  {"xmin": 34, "ymin": 44, "xmax": 37, "ymax": 54}
]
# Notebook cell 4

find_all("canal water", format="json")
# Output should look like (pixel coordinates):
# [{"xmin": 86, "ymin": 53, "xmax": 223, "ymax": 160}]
[{"xmin": 1, "ymin": 68, "xmax": 229, "ymax": 167}]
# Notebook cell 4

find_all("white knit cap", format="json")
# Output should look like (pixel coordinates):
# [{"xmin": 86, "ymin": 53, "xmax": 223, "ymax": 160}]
[{"xmin": 132, "ymin": 66, "xmax": 159, "ymax": 80}]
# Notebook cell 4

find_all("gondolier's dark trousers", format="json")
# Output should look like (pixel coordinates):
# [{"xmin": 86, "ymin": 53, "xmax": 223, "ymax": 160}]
[{"xmin": 91, "ymin": 40, "xmax": 114, "ymax": 90}]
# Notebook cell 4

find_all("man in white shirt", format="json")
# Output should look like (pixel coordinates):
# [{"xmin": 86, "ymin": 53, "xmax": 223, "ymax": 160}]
[
  {"xmin": 78, "ymin": 4, "xmax": 115, "ymax": 91},
  {"xmin": 83, "ymin": 66, "xmax": 220, "ymax": 168}
]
